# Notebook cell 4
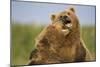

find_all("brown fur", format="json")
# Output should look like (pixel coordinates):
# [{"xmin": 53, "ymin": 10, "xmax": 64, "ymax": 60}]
[{"xmin": 28, "ymin": 7, "xmax": 93, "ymax": 65}]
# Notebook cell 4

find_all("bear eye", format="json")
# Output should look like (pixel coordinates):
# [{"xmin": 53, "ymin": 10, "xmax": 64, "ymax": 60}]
[
  {"xmin": 67, "ymin": 12, "xmax": 70, "ymax": 15},
  {"xmin": 60, "ymin": 16, "xmax": 63, "ymax": 18}
]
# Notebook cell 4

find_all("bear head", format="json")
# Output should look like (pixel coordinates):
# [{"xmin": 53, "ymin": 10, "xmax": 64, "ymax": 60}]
[{"xmin": 50, "ymin": 7, "xmax": 80, "ymax": 33}]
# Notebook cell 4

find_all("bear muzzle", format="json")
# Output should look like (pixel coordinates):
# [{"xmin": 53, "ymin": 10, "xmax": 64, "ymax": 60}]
[{"xmin": 59, "ymin": 15, "xmax": 71, "ymax": 24}]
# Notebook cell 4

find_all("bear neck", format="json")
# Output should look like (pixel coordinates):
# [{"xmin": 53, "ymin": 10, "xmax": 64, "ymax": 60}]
[{"xmin": 65, "ymin": 24, "xmax": 80, "ymax": 45}]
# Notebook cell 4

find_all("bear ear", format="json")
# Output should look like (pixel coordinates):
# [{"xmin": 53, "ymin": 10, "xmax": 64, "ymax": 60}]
[
  {"xmin": 69, "ymin": 7, "xmax": 75, "ymax": 13},
  {"xmin": 51, "ymin": 14, "xmax": 56, "ymax": 21}
]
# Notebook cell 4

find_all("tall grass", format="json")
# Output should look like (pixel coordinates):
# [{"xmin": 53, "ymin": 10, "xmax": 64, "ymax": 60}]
[{"xmin": 11, "ymin": 23, "xmax": 96, "ymax": 65}]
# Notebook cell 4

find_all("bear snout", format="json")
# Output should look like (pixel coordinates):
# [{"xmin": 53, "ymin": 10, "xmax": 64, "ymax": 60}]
[{"xmin": 60, "ymin": 15, "xmax": 71, "ymax": 24}]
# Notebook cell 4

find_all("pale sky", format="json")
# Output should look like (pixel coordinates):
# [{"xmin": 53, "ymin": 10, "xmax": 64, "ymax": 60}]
[{"xmin": 11, "ymin": 1, "xmax": 96, "ymax": 26}]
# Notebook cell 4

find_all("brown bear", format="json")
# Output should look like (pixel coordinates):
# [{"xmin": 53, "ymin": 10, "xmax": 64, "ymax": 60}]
[{"xmin": 28, "ymin": 7, "xmax": 93, "ymax": 65}]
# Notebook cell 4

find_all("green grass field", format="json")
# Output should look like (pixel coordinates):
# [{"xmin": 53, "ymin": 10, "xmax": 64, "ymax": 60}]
[{"xmin": 11, "ymin": 23, "xmax": 96, "ymax": 65}]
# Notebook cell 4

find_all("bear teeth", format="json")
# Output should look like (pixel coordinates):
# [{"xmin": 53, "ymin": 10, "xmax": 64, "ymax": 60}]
[{"xmin": 65, "ymin": 24, "xmax": 72, "ymax": 27}]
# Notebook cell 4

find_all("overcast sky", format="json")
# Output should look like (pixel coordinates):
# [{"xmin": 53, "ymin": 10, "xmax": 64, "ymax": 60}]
[{"xmin": 11, "ymin": 1, "xmax": 95, "ymax": 26}]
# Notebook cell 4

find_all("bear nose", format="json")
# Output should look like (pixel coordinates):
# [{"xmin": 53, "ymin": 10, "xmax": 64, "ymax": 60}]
[
  {"xmin": 63, "ymin": 15, "xmax": 68, "ymax": 19},
  {"xmin": 62, "ymin": 15, "xmax": 71, "ymax": 24}
]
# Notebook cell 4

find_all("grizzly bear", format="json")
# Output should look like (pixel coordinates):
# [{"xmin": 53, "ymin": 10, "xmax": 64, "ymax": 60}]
[{"xmin": 28, "ymin": 7, "xmax": 93, "ymax": 65}]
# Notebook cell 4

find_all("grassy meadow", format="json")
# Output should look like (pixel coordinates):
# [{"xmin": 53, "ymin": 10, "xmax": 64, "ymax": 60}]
[{"xmin": 11, "ymin": 23, "xmax": 96, "ymax": 65}]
